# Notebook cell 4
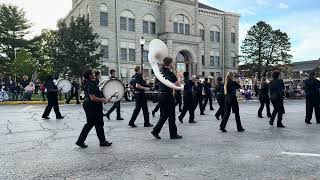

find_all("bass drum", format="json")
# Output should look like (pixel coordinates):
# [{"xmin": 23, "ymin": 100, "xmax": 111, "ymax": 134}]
[
  {"xmin": 56, "ymin": 79, "xmax": 72, "ymax": 93},
  {"xmin": 101, "ymin": 79, "xmax": 125, "ymax": 103}
]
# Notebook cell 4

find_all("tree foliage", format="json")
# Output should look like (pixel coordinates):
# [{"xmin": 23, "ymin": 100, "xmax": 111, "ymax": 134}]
[
  {"xmin": 0, "ymin": 4, "xmax": 31, "ymax": 74},
  {"xmin": 10, "ymin": 49, "xmax": 35, "ymax": 79},
  {"xmin": 54, "ymin": 16, "xmax": 101, "ymax": 78},
  {"xmin": 241, "ymin": 21, "xmax": 292, "ymax": 79}
]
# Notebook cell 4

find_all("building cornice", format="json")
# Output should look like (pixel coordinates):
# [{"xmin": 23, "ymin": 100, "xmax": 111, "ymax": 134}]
[{"xmin": 198, "ymin": 8, "xmax": 240, "ymax": 18}]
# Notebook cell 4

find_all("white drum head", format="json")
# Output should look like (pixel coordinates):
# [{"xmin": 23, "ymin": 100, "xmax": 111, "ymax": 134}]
[
  {"xmin": 102, "ymin": 80, "xmax": 125, "ymax": 103},
  {"xmin": 57, "ymin": 79, "xmax": 72, "ymax": 93}
]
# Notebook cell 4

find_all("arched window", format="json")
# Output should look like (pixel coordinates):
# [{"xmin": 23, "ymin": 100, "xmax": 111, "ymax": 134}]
[
  {"xmin": 120, "ymin": 10, "xmax": 135, "ymax": 32},
  {"xmin": 174, "ymin": 14, "xmax": 190, "ymax": 35},
  {"xmin": 210, "ymin": 25, "xmax": 220, "ymax": 43},
  {"xmin": 100, "ymin": 4, "xmax": 108, "ymax": 27},
  {"xmin": 143, "ymin": 14, "xmax": 156, "ymax": 35},
  {"xmin": 198, "ymin": 23, "xmax": 205, "ymax": 41},
  {"xmin": 231, "ymin": 27, "xmax": 236, "ymax": 44},
  {"xmin": 231, "ymin": 52, "xmax": 237, "ymax": 67}
]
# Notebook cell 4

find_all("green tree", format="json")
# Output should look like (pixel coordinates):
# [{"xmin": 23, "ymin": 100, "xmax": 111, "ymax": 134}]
[
  {"xmin": 10, "ymin": 49, "xmax": 35, "ymax": 79},
  {"xmin": 241, "ymin": 21, "xmax": 292, "ymax": 80},
  {"xmin": 55, "ymin": 16, "xmax": 101, "ymax": 78},
  {"xmin": 0, "ymin": 4, "xmax": 31, "ymax": 74}
]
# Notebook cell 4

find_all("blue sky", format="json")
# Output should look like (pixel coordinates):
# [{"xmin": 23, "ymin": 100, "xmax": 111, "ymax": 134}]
[{"xmin": 200, "ymin": 0, "xmax": 320, "ymax": 62}]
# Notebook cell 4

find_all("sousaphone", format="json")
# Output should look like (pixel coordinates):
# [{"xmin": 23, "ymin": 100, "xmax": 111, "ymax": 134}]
[{"xmin": 148, "ymin": 39, "xmax": 184, "ymax": 90}]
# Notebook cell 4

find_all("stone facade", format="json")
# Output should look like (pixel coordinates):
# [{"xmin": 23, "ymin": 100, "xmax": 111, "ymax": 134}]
[{"xmin": 66, "ymin": 0, "xmax": 240, "ymax": 82}]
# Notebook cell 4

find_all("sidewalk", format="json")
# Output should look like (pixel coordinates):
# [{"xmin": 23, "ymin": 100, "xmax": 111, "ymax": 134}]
[{"xmin": 0, "ymin": 100, "xmax": 81, "ymax": 105}]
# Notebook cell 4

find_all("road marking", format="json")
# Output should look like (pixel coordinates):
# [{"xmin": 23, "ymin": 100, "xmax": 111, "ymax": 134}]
[
  {"xmin": 21, "ymin": 105, "xmax": 34, "ymax": 112},
  {"xmin": 281, "ymin": 152, "xmax": 320, "ymax": 157}
]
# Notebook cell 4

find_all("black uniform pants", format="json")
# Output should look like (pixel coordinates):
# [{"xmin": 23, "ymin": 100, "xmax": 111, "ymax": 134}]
[
  {"xmin": 106, "ymin": 101, "xmax": 121, "ymax": 119},
  {"xmin": 129, "ymin": 93, "xmax": 150, "ymax": 125},
  {"xmin": 175, "ymin": 94, "xmax": 182, "ymax": 111},
  {"xmin": 258, "ymin": 96, "xmax": 271, "ymax": 117},
  {"xmin": 42, "ymin": 94, "xmax": 62, "ymax": 118},
  {"xmin": 194, "ymin": 95, "xmax": 204, "ymax": 114},
  {"xmin": 153, "ymin": 93, "xmax": 178, "ymax": 137},
  {"xmin": 305, "ymin": 97, "xmax": 320, "ymax": 123},
  {"xmin": 215, "ymin": 96, "xmax": 225, "ymax": 118},
  {"xmin": 179, "ymin": 93, "xmax": 195, "ymax": 122},
  {"xmin": 66, "ymin": 91, "xmax": 80, "ymax": 103},
  {"xmin": 270, "ymin": 97, "xmax": 284, "ymax": 125},
  {"xmin": 77, "ymin": 102, "xmax": 106, "ymax": 143},
  {"xmin": 203, "ymin": 94, "xmax": 213, "ymax": 109},
  {"xmin": 220, "ymin": 95, "xmax": 243, "ymax": 130},
  {"xmin": 153, "ymin": 103, "xmax": 160, "ymax": 113}
]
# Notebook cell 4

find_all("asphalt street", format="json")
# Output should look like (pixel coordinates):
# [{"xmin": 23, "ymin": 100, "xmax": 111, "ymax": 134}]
[{"xmin": 0, "ymin": 100, "xmax": 320, "ymax": 180}]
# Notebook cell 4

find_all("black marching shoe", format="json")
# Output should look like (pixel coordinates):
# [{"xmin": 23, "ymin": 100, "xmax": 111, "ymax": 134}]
[
  {"xmin": 117, "ymin": 117, "xmax": 124, "ymax": 121},
  {"xmin": 178, "ymin": 116, "xmax": 183, "ymax": 123},
  {"xmin": 152, "ymin": 111, "xmax": 155, "ymax": 117},
  {"xmin": 105, "ymin": 114, "xmax": 110, "ymax": 120},
  {"xmin": 151, "ymin": 131, "xmax": 161, "ymax": 139},
  {"xmin": 215, "ymin": 114, "xmax": 220, "ymax": 120},
  {"xmin": 170, "ymin": 135, "xmax": 182, "ymax": 139},
  {"xmin": 128, "ymin": 123, "xmax": 137, "ymax": 128},
  {"xmin": 144, "ymin": 124, "xmax": 154, "ymax": 127},
  {"xmin": 269, "ymin": 120, "xmax": 274, "ymax": 126},
  {"xmin": 305, "ymin": 121, "xmax": 312, "ymax": 124},
  {"xmin": 220, "ymin": 128, "xmax": 227, "ymax": 133},
  {"xmin": 189, "ymin": 120, "xmax": 197, "ymax": 123},
  {"xmin": 277, "ymin": 124, "xmax": 286, "ymax": 128},
  {"xmin": 56, "ymin": 116, "xmax": 64, "ymax": 120},
  {"xmin": 317, "ymin": 121, "xmax": 320, "ymax": 124},
  {"xmin": 258, "ymin": 115, "xmax": 263, "ymax": 118},
  {"xmin": 75, "ymin": 141, "xmax": 88, "ymax": 148},
  {"xmin": 267, "ymin": 114, "xmax": 272, "ymax": 118},
  {"xmin": 100, "ymin": 141, "xmax": 112, "ymax": 147},
  {"xmin": 210, "ymin": 107, "xmax": 214, "ymax": 111},
  {"xmin": 200, "ymin": 112, "xmax": 205, "ymax": 115},
  {"xmin": 238, "ymin": 128, "xmax": 245, "ymax": 132},
  {"xmin": 42, "ymin": 116, "xmax": 50, "ymax": 120}
]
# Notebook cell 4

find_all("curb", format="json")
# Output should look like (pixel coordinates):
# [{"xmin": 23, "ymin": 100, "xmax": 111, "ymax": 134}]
[{"xmin": 0, "ymin": 100, "xmax": 81, "ymax": 105}]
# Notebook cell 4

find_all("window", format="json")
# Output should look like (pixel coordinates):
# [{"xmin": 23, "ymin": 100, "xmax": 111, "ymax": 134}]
[
  {"xmin": 100, "ymin": 12, "xmax": 108, "ymax": 27},
  {"xmin": 200, "ymin": 30, "xmax": 205, "ymax": 41},
  {"xmin": 231, "ymin": 52, "xmax": 237, "ymax": 67},
  {"xmin": 215, "ymin": 32, "xmax": 220, "ymax": 43},
  {"xmin": 173, "ymin": 14, "xmax": 190, "ymax": 35},
  {"xmin": 100, "ymin": 4, "xmax": 108, "ymax": 27},
  {"xmin": 100, "ymin": 45, "xmax": 108, "ymax": 59},
  {"xmin": 231, "ymin": 33, "xmax": 236, "ymax": 44},
  {"xmin": 185, "ymin": 24, "xmax": 190, "ymax": 35},
  {"xmin": 210, "ymin": 56, "xmax": 215, "ymax": 66},
  {"xmin": 202, "ymin": 72, "xmax": 205, "ymax": 76},
  {"xmin": 143, "ymin": 50, "xmax": 149, "ymax": 62},
  {"xmin": 129, "ymin": 49, "xmax": 135, "ymax": 61},
  {"xmin": 216, "ymin": 72, "xmax": 221, "ymax": 78},
  {"xmin": 120, "ymin": 17, "xmax": 127, "ymax": 31},
  {"xmin": 174, "ymin": 22, "xmax": 178, "ymax": 33},
  {"xmin": 179, "ymin": 23, "xmax": 184, "ymax": 34},
  {"xmin": 231, "ymin": 27, "xmax": 236, "ymax": 44},
  {"xmin": 128, "ymin": 18, "xmax": 135, "ymax": 32},
  {"xmin": 120, "ymin": 48, "xmax": 127, "ymax": 61},
  {"xmin": 202, "ymin": 55, "xmax": 205, "ymax": 66},
  {"xmin": 150, "ymin": 22, "xmax": 156, "ymax": 34},
  {"xmin": 215, "ymin": 56, "xmax": 220, "ymax": 67},
  {"xmin": 143, "ymin": 15, "xmax": 156, "ymax": 35},
  {"xmin": 120, "ymin": 10, "xmax": 135, "ymax": 32},
  {"xmin": 210, "ymin": 31, "xmax": 215, "ymax": 42},
  {"xmin": 143, "ymin": 21, "xmax": 149, "ymax": 34}
]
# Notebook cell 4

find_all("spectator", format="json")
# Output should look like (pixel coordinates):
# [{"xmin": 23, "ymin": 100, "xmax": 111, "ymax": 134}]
[
  {"xmin": 24, "ymin": 82, "xmax": 35, "ymax": 101},
  {"xmin": 20, "ymin": 76, "xmax": 30, "ymax": 101},
  {"xmin": 0, "ymin": 86, "xmax": 9, "ymax": 102},
  {"xmin": 34, "ymin": 79, "xmax": 41, "ymax": 94},
  {"xmin": 7, "ymin": 80, "xmax": 16, "ymax": 101},
  {"xmin": 40, "ymin": 82, "xmax": 46, "ymax": 101}
]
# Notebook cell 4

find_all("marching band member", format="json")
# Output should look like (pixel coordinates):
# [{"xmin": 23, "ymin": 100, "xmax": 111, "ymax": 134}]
[
  {"xmin": 193, "ymin": 77, "xmax": 205, "ymax": 115},
  {"xmin": 219, "ymin": 72, "xmax": 245, "ymax": 132},
  {"xmin": 128, "ymin": 65, "xmax": 153, "ymax": 128},
  {"xmin": 214, "ymin": 77, "xmax": 225, "ymax": 120},
  {"xmin": 269, "ymin": 70, "xmax": 286, "ymax": 128},
  {"xmin": 178, "ymin": 73, "xmax": 196, "ymax": 123},
  {"xmin": 257, "ymin": 77, "xmax": 271, "ymax": 118},
  {"xmin": 42, "ymin": 75, "xmax": 64, "ymax": 120},
  {"xmin": 76, "ymin": 69, "xmax": 112, "ymax": 148},
  {"xmin": 203, "ymin": 78, "xmax": 214, "ymax": 111},
  {"xmin": 151, "ymin": 57, "xmax": 182, "ymax": 139},
  {"xmin": 304, "ymin": 72, "xmax": 320, "ymax": 124},
  {"xmin": 105, "ymin": 69, "xmax": 124, "ymax": 120}
]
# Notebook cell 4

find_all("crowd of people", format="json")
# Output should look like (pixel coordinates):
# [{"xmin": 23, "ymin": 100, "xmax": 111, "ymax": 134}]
[{"xmin": 0, "ymin": 75, "xmax": 47, "ymax": 102}]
